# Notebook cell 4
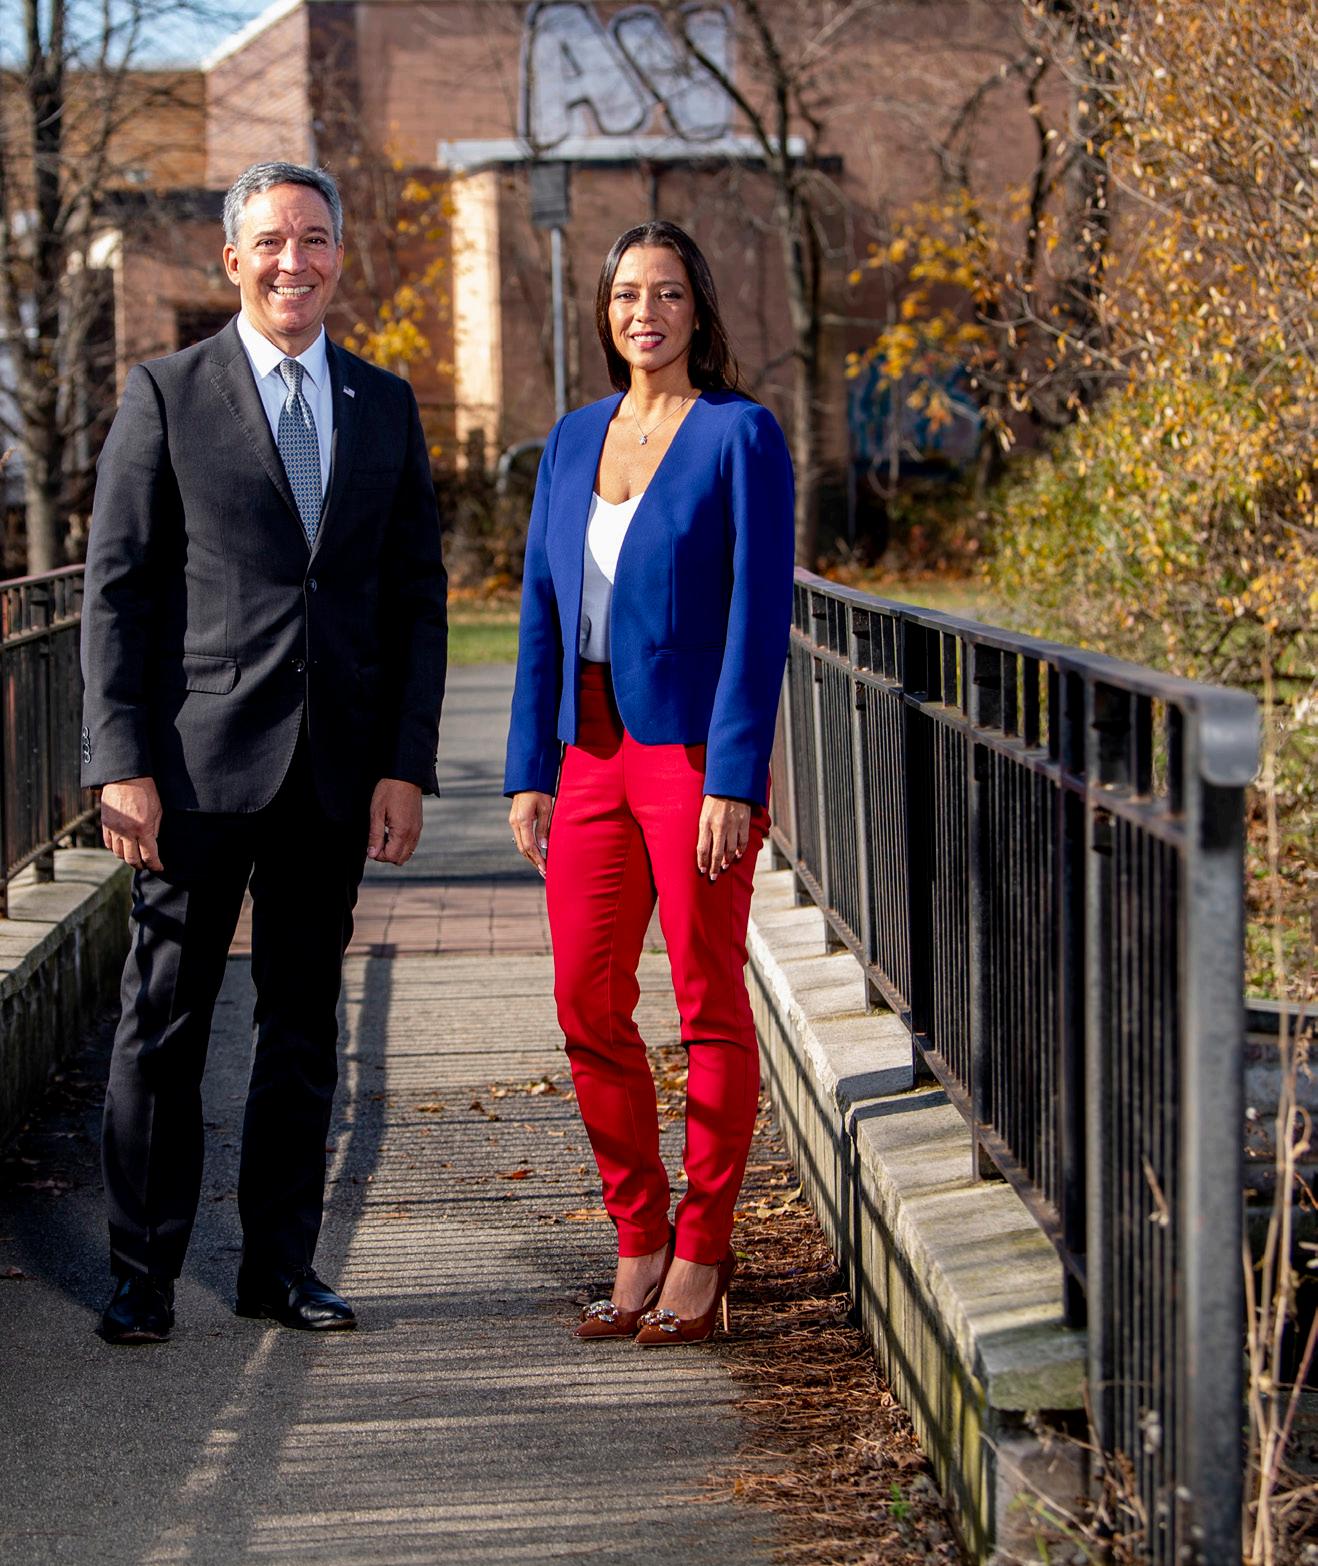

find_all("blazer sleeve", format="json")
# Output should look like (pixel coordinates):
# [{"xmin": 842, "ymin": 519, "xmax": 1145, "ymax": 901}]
[
  {"xmin": 704, "ymin": 405, "xmax": 795, "ymax": 803},
  {"xmin": 80, "ymin": 364, "xmax": 174, "ymax": 788},
  {"xmin": 503, "ymin": 422, "xmax": 564, "ymax": 796},
  {"xmin": 380, "ymin": 383, "xmax": 449, "ymax": 792}
]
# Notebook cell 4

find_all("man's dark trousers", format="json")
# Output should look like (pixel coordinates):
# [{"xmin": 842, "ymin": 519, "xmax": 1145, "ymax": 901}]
[{"xmin": 103, "ymin": 736, "xmax": 368, "ymax": 1280}]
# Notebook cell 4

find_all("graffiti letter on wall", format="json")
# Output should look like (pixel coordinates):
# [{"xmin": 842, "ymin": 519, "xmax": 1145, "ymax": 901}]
[
  {"xmin": 522, "ymin": 1, "xmax": 734, "ymax": 147},
  {"xmin": 611, "ymin": 6, "xmax": 732, "ymax": 142},
  {"xmin": 523, "ymin": 3, "xmax": 649, "ymax": 143}
]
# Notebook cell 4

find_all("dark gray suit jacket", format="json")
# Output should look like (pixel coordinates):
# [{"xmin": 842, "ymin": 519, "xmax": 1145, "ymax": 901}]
[{"xmin": 80, "ymin": 316, "xmax": 448, "ymax": 821}]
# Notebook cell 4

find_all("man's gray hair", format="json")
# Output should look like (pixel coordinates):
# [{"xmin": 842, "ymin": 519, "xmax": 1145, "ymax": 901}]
[{"xmin": 223, "ymin": 161, "xmax": 343, "ymax": 246}]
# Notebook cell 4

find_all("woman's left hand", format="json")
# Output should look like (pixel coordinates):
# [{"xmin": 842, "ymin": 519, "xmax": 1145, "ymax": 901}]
[{"xmin": 697, "ymin": 795, "xmax": 752, "ymax": 882}]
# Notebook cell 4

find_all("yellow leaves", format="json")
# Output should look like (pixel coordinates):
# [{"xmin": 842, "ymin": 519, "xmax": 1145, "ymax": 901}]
[{"xmin": 347, "ymin": 168, "xmax": 452, "ymax": 375}]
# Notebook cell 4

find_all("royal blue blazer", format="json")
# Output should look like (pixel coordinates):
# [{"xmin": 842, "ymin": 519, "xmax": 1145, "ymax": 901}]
[{"xmin": 503, "ymin": 389, "xmax": 795, "ymax": 805}]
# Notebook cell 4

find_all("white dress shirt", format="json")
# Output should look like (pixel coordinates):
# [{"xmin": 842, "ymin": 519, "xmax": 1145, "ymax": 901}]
[
  {"xmin": 236, "ymin": 313, "xmax": 334, "ymax": 490},
  {"xmin": 579, "ymin": 490, "xmax": 644, "ymax": 663}
]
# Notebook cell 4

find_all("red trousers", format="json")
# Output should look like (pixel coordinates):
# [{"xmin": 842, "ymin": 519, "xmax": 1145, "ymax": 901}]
[{"xmin": 546, "ymin": 663, "xmax": 767, "ymax": 1266}]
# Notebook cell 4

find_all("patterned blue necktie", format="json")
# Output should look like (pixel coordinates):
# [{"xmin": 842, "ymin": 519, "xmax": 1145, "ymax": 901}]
[{"xmin": 277, "ymin": 357, "xmax": 322, "ymax": 545}]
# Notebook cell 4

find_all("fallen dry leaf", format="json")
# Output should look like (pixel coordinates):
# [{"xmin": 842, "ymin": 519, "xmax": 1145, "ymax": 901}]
[{"xmin": 496, "ymin": 1168, "xmax": 531, "ymax": 1181}]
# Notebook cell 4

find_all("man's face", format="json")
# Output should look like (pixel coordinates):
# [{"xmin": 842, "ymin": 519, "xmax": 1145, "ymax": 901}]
[{"xmin": 223, "ymin": 183, "xmax": 344, "ymax": 356}]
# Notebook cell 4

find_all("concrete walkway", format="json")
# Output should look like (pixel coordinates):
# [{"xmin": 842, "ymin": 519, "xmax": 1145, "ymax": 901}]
[{"xmin": 0, "ymin": 666, "xmax": 773, "ymax": 1565}]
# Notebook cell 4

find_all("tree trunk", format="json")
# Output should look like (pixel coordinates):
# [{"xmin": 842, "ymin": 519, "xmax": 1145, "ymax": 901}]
[
  {"xmin": 789, "ymin": 330, "xmax": 824, "ymax": 568},
  {"xmin": 21, "ymin": 0, "xmax": 68, "ymax": 575},
  {"xmin": 779, "ymin": 189, "xmax": 823, "ymax": 567},
  {"xmin": 23, "ymin": 456, "xmax": 63, "ymax": 575},
  {"xmin": 1061, "ymin": 10, "xmax": 1116, "ymax": 399}
]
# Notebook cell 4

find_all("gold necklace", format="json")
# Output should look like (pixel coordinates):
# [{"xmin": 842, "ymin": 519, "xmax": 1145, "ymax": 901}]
[{"xmin": 626, "ymin": 392, "xmax": 694, "ymax": 446}]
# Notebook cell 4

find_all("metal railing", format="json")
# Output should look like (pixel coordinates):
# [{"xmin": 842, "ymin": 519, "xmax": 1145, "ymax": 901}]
[
  {"xmin": 771, "ymin": 570, "xmax": 1259, "ymax": 1566},
  {"xmin": 1, "ymin": 566, "xmax": 96, "ymax": 916}
]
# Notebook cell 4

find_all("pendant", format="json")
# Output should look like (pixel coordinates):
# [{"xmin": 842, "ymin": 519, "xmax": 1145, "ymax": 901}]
[{"xmin": 639, "ymin": 434, "xmax": 648, "ymax": 445}]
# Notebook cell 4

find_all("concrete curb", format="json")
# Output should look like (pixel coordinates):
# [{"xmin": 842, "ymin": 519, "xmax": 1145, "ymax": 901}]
[
  {"xmin": 747, "ymin": 859, "xmax": 1085, "ymax": 1562},
  {"xmin": 0, "ymin": 848, "xmax": 131, "ymax": 1147}
]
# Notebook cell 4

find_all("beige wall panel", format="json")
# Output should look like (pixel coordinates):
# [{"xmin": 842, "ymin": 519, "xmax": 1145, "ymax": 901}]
[{"xmin": 449, "ymin": 171, "xmax": 505, "ymax": 465}]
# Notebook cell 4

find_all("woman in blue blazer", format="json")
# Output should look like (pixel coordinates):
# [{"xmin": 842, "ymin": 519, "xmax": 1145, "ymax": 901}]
[{"xmin": 505, "ymin": 222, "xmax": 794, "ymax": 1345}]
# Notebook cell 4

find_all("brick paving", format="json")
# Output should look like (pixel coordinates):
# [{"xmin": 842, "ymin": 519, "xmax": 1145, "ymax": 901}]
[{"xmin": 234, "ymin": 875, "xmax": 554, "ymax": 959}]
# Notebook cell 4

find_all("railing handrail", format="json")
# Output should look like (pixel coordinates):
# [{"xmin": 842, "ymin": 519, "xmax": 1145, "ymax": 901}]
[
  {"xmin": 794, "ymin": 568, "xmax": 1260, "ymax": 786},
  {"xmin": 0, "ymin": 565, "xmax": 88, "ymax": 599}
]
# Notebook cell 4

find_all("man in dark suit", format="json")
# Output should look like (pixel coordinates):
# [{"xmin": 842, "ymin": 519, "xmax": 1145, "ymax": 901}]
[{"xmin": 80, "ymin": 160, "xmax": 447, "ymax": 1344}]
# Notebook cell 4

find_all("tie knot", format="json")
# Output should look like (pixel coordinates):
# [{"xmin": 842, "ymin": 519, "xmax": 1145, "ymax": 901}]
[{"xmin": 279, "ymin": 358, "xmax": 304, "ymax": 397}]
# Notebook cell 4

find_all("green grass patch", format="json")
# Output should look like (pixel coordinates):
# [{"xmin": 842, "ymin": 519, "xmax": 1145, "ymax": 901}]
[
  {"xmin": 846, "ymin": 572, "xmax": 997, "ymax": 623},
  {"xmin": 448, "ymin": 603, "xmax": 519, "ymax": 665}
]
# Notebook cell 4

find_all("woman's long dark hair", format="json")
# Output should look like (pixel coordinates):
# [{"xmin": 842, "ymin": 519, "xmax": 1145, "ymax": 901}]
[{"xmin": 594, "ymin": 221, "xmax": 741, "ymax": 394}]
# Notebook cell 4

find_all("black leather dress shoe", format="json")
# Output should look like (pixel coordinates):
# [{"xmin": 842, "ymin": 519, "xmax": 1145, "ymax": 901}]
[
  {"xmin": 234, "ymin": 1264, "xmax": 357, "ymax": 1331},
  {"xmin": 99, "ymin": 1274, "xmax": 175, "ymax": 1344}
]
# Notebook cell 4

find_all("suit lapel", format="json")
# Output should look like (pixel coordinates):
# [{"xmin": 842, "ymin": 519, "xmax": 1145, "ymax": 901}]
[
  {"xmin": 208, "ymin": 318, "xmax": 302, "ymax": 535},
  {"xmin": 316, "ymin": 340, "xmax": 360, "ymax": 553}
]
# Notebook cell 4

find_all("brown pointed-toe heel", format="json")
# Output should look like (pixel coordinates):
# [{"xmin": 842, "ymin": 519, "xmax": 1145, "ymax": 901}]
[
  {"xmin": 574, "ymin": 1228, "xmax": 676, "ymax": 1341},
  {"xmin": 634, "ymin": 1248, "xmax": 737, "ymax": 1347},
  {"xmin": 575, "ymin": 1298, "xmax": 651, "ymax": 1340}
]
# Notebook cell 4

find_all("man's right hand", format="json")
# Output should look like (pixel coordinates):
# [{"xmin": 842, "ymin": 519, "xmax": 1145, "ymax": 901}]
[
  {"xmin": 509, "ymin": 791, "xmax": 553, "ymax": 878},
  {"xmin": 101, "ymin": 777, "xmax": 164, "ymax": 872}
]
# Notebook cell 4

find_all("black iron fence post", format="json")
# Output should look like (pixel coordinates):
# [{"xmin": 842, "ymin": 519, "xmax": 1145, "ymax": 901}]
[
  {"xmin": 901, "ymin": 620, "xmax": 935, "ymax": 1074},
  {"xmin": 1054, "ymin": 666, "xmax": 1088, "ymax": 1327},
  {"xmin": 1083, "ymin": 682, "xmax": 1123, "ymax": 1511},
  {"xmin": 968, "ymin": 643, "xmax": 1000, "ymax": 1182},
  {"xmin": 32, "ymin": 580, "xmax": 55, "ymax": 882},
  {"xmin": 849, "ymin": 608, "xmax": 884, "ymax": 1010},
  {"xmin": 0, "ymin": 621, "xmax": 9, "ymax": 919},
  {"xmin": 810, "ymin": 589, "xmax": 832, "ymax": 919},
  {"xmin": 1180, "ymin": 723, "xmax": 1252, "ymax": 1563}
]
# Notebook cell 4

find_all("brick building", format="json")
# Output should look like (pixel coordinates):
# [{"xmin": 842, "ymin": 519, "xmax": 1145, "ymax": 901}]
[{"xmin": 95, "ymin": 0, "xmax": 1042, "ymax": 540}]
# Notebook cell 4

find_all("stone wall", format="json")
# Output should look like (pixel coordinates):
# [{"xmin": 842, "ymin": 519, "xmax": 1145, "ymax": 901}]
[
  {"xmin": 0, "ymin": 851, "xmax": 131, "ymax": 1148},
  {"xmin": 747, "ymin": 854, "xmax": 1086, "ymax": 1562}
]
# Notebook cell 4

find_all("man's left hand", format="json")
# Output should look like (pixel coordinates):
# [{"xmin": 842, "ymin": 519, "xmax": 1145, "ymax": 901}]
[{"xmin": 367, "ymin": 778, "xmax": 423, "ymax": 865}]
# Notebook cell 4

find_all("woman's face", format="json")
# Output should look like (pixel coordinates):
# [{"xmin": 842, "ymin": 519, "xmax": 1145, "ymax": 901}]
[{"xmin": 608, "ymin": 245, "xmax": 697, "ymax": 380}]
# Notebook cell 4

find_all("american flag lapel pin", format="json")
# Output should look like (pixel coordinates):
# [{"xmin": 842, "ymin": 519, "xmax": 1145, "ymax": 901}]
[{"xmin": 344, "ymin": 386, "xmax": 356, "ymax": 398}]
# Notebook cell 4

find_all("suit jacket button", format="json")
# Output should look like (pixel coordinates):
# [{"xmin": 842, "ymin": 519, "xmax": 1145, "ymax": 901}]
[
  {"xmin": 307, "ymin": 578, "xmax": 318, "ymax": 593},
  {"xmin": 292, "ymin": 657, "xmax": 307, "ymax": 674}
]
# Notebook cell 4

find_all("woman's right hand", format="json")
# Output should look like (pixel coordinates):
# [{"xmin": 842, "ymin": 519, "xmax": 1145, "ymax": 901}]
[{"xmin": 509, "ymin": 791, "xmax": 553, "ymax": 878}]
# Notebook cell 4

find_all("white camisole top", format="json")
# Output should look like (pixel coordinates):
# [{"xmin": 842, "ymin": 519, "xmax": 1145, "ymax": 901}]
[{"xmin": 579, "ymin": 490, "xmax": 644, "ymax": 663}]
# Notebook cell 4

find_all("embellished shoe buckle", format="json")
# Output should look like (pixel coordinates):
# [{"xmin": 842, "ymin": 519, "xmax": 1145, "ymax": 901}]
[
  {"xmin": 641, "ymin": 1307, "xmax": 681, "ymax": 1334},
  {"xmin": 582, "ymin": 1299, "xmax": 621, "ymax": 1324}
]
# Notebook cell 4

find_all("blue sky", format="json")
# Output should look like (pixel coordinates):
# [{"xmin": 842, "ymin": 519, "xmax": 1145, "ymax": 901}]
[{"xmin": 1, "ymin": 0, "xmax": 272, "ymax": 69}]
